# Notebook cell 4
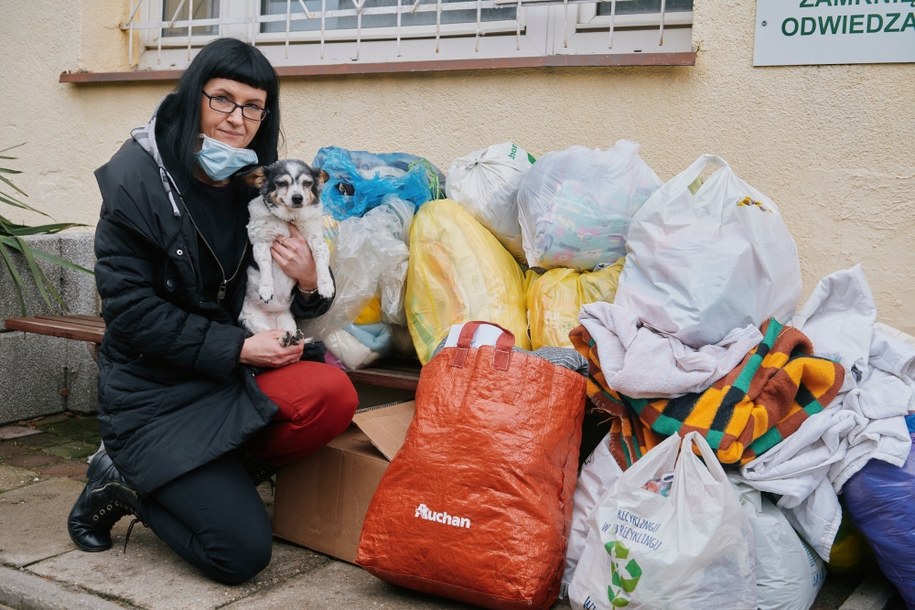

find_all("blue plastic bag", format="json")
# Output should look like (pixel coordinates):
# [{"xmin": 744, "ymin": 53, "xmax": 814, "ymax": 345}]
[
  {"xmin": 841, "ymin": 413, "xmax": 915, "ymax": 607},
  {"xmin": 313, "ymin": 146, "xmax": 444, "ymax": 220}
]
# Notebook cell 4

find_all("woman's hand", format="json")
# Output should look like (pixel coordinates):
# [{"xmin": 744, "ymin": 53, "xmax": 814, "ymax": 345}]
[
  {"xmin": 271, "ymin": 224, "xmax": 318, "ymax": 293},
  {"xmin": 240, "ymin": 329, "xmax": 305, "ymax": 368}
]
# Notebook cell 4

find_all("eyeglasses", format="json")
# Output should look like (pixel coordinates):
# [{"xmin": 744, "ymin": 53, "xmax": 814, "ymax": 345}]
[{"xmin": 201, "ymin": 90, "xmax": 269, "ymax": 122}]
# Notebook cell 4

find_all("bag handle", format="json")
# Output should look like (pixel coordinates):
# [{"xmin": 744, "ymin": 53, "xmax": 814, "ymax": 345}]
[
  {"xmin": 677, "ymin": 154, "xmax": 729, "ymax": 195},
  {"xmin": 678, "ymin": 431, "xmax": 729, "ymax": 483},
  {"xmin": 452, "ymin": 321, "xmax": 515, "ymax": 371}
]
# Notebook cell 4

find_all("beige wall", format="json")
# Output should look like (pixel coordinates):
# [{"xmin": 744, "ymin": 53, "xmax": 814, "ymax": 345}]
[{"xmin": 2, "ymin": 0, "xmax": 912, "ymax": 333}]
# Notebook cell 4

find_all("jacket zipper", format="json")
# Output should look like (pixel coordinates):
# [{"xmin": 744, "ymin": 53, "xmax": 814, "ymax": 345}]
[{"xmin": 183, "ymin": 208, "xmax": 248, "ymax": 304}]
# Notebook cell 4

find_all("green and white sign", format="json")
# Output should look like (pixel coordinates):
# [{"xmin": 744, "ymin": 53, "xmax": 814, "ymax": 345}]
[{"xmin": 754, "ymin": 0, "xmax": 915, "ymax": 66}]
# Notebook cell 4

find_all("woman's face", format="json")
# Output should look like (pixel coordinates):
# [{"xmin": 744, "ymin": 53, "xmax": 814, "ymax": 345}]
[{"xmin": 198, "ymin": 78, "xmax": 268, "ymax": 149}]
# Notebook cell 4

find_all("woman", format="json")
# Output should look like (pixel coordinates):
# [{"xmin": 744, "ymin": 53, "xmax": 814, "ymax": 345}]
[{"xmin": 66, "ymin": 38, "xmax": 358, "ymax": 585}]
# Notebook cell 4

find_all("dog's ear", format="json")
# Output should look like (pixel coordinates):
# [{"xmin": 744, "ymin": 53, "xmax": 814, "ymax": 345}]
[
  {"xmin": 237, "ymin": 165, "xmax": 266, "ymax": 189},
  {"xmin": 315, "ymin": 169, "xmax": 329, "ymax": 193}
]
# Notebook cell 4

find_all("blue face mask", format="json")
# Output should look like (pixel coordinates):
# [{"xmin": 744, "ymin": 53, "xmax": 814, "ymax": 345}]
[{"xmin": 194, "ymin": 134, "xmax": 259, "ymax": 182}]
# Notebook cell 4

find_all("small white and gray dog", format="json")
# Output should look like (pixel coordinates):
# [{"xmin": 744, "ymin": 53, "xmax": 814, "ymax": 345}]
[{"xmin": 238, "ymin": 159, "xmax": 334, "ymax": 339}]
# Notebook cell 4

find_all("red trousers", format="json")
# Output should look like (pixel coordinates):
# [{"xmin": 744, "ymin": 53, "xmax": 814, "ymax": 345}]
[{"xmin": 248, "ymin": 361, "xmax": 358, "ymax": 467}]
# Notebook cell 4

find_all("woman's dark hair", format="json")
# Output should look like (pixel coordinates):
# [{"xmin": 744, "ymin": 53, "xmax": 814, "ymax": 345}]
[{"xmin": 156, "ymin": 37, "xmax": 281, "ymax": 180}]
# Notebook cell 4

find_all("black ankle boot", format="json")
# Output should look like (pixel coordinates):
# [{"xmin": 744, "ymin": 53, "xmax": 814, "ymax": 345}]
[{"xmin": 67, "ymin": 449, "xmax": 139, "ymax": 552}]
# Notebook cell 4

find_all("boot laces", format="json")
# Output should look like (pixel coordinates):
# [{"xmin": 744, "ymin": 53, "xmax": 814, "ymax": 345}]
[
  {"xmin": 122, "ymin": 517, "xmax": 150, "ymax": 553},
  {"xmin": 89, "ymin": 499, "xmax": 130, "ymax": 526}
]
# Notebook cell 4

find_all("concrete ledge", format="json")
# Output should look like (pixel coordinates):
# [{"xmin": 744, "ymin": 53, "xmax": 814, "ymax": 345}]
[
  {"xmin": 0, "ymin": 232, "xmax": 99, "ymax": 422},
  {"xmin": 0, "ymin": 332, "xmax": 66, "ymax": 424},
  {"xmin": 0, "ymin": 232, "xmax": 98, "ymax": 319}
]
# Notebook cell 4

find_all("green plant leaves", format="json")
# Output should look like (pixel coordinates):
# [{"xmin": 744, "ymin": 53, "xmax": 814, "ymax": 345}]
[{"xmin": 1, "ymin": 144, "xmax": 91, "ymax": 315}]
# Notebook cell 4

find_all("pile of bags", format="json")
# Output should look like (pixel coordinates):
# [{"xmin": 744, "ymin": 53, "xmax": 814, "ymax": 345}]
[{"xmin": 302, "ymin": 140, "xmax": 914, "ymax": 610}]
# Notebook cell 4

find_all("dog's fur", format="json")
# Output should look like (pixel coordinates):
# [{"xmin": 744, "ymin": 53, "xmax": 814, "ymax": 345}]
[{"xmin": 238, "ymin": 159, "xmax": 333, "ymax": 335}]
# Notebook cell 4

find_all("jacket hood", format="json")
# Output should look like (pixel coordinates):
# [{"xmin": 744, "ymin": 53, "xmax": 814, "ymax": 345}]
[{"xmin": 131, "ymin": 98, "xmax": 182, "ymax": 218}]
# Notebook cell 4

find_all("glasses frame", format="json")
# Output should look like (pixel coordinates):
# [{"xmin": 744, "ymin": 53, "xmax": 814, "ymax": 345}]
[{"xmin": 201, "ymin": 90, "xmax": 269, "ymax": 122}]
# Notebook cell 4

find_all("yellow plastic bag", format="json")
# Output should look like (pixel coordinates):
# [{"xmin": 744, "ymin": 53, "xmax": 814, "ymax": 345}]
[
  {"xmin": 526, "ymin": 258, "xmax": 625, "ymax": 349},
  {"xmin": 405, "ymin": 199, "xmax": 529, "ymax": 363}
]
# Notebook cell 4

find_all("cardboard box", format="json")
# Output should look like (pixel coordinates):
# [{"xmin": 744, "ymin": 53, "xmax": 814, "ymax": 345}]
[{"xmin": 272, "ymin": 400, "xmax": 415, "ymax": 563}]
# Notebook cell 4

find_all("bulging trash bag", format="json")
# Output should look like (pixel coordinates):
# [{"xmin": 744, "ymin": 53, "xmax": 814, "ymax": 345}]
[
  {"xmin": 298, "ymin": 195, "xmax": 414, "ymax": 369},
  {"xmin": 516, "ymin": 140, "xmax": 661, "ymax": 272},
  {"xmin": 525, "ymin": 258, "xmax": 625, "ymax": 350},
  {"xmin": 734, "ymin": 480, "xmax": 826, "ymax": 610},
  {"xmin": 841, "ymin": 414, "xmax": 915, "ymax": 607},
  {"xmin": 614, "ymin": 154, "xmax": 803, "ymax": 348},
  {"xmin": 446, "ymin": 142, "xmax": 535, "ymax": 261},
  {"xmin": 313, "ymin": 146, "xmax": 444, "ymax": 220},
  {"xmin": 404, "ymin": 199, "xmax": 529, "ymax": 364},
  {"xmin": 562, "ymin": 430, "xmax": 624, "ymax": 599},
  {"xmin": 569, "ymin": 432, "xmax": 756, "ymax": 609}
]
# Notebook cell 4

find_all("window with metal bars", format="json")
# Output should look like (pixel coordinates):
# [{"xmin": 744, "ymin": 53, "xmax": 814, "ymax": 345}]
[{"xmin": 129, "ymin": 0, "xmax": 693, "ymax": 70}]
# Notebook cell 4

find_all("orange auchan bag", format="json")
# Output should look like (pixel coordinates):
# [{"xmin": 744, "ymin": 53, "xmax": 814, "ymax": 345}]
[{"xmin": 356, "ymin": 321, "xmax": 586, "ymax": 610}]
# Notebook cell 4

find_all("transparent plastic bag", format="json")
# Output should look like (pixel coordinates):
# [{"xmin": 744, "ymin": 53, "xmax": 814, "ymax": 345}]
[
  {"xmin": 298, "ymin": 196, "xmax": 414, "ymax": 368},
  {"xmin": 516, "ymin": 140, "xmax": 661, "ymax": 271}
]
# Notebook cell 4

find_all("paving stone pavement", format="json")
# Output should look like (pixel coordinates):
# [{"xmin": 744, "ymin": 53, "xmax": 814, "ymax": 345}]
[{"xmin": 0, "ymin": 412, "xmax": 903, "ymax": 610}]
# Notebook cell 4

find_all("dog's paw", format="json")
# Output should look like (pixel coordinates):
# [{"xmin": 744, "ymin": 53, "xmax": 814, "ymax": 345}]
[
  {"xmin": 279, "ymin": 329, "xmax": 306, "ymax": 347},
  {"xmin": 317, "ymin": 277, "xmax": 335, "ymax": 299},
  {"xmin": 258, "ymin": 287, "xmax": 274, "ymax": 303}
]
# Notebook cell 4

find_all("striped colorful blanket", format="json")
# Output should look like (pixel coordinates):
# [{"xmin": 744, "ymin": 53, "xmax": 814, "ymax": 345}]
[{"xmin": 570, "ymin": 318, "xmax": 845, "ymax": 469}]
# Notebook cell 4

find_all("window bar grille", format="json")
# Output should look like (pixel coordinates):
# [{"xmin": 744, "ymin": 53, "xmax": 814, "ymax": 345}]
[
  {"xmin": 284, "ymin": 0, "xmax": 293, "ymax": 56},
  {"xmin": 434, "ymin": 0, "xmax": 443, "ymax": 54},
  {"xmin": 607, "ymin": 0, "xmax": 617, "ymax": 48},
  {"xmin": 474, "ymin": 0, "xmax": 482, "ymax": 52},
  {"xmin": 249, "ymin": 6, "xmax": 259, "ymax": 50},
  {"xmin": 157, "ymin": 0, "xmax": 189, "ymax": 62},
  {"xmin": 515, "ymin": 0, "xmax": 522, "ymax": 50},
  {"xmin": 321, "ymin": 0, "xmax": 328, "ymax": 59},
  {"xmin": 352, "ymin": 0, "xmax": 366, "ymax": 61},
  {"xmin": 119, "ymin": 0, "xmax": 687, "ymax": 67},
  {"xmin": 396, "ymin": 0, "xmax": 403, "ymax": 56},
  {"xmin": 186, "ymin": 0, "xmax": 194, "ymax": 60},
  {"xmin": 562, "ymin": 0, "xmax": 569, "ymax": 49}
]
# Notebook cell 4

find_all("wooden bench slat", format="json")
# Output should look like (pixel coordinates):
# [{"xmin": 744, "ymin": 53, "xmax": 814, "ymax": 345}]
[
  {"xmin": 4, "ymin": 316, "xmax": 106, "ymax": 343},
  {"xmin": 3, "ymin": 314, "xmax": 420, "ymax": 391},
  {"xmin": 347, "ymin": 367, "xmax": 420, "ymax": 391}
]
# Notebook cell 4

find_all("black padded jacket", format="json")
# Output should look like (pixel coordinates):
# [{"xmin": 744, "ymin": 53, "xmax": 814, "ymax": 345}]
[{"xmin": 92, "ymin": 111, "xmax": 331, "ymax": 495}]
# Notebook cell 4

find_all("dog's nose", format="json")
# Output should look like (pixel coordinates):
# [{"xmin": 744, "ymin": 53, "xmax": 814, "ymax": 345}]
[{"xmin": 291, "ymin": 194, "xmax": 304, "ymax": 206}]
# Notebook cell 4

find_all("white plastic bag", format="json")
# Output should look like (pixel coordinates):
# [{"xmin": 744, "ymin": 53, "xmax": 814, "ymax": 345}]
[
  {"xmin": 569, "ymin": 432, "xmax": 756, "ymax": 609},
  {"xmin": 733, "ymin": 480, "xmax": 826, "ymax": 610},
  {"xmin": 445, "ymin": 142, "xmax": 534, "ymax": 260},
  {"xmin": 298, "ymin": 196, "xmax": 414, "ymax": 368},
  {"xmin": 614, "ymin": 154, "xmax": 802, "ymax": 348},
  {"xmin": 561, "ymin": 431, "xmax": 624, "ymax": 598},
  {"xmin": 516, "ymin": 140, "xmax": 661, "ymax": 272}
]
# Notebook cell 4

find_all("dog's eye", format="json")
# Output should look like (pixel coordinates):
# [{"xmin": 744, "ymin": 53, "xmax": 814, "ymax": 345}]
[{"xmin": 275, "ymin": 179, "xmax": 289, "ymax": 187}]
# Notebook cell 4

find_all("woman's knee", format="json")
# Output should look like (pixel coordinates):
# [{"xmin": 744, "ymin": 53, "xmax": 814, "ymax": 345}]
[
  {"xmin": 325, "ymin": 366, "xmax": 358, "ymax": 433},
  {"xmin": 208, "ymin": 527, "xmax": 273, "ymax": 585}
]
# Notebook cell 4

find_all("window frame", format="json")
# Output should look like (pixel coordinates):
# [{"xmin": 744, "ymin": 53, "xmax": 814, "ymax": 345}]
[{"xmin": 126, "ymin": 0, "xmax": 693, "ymax": 71}]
